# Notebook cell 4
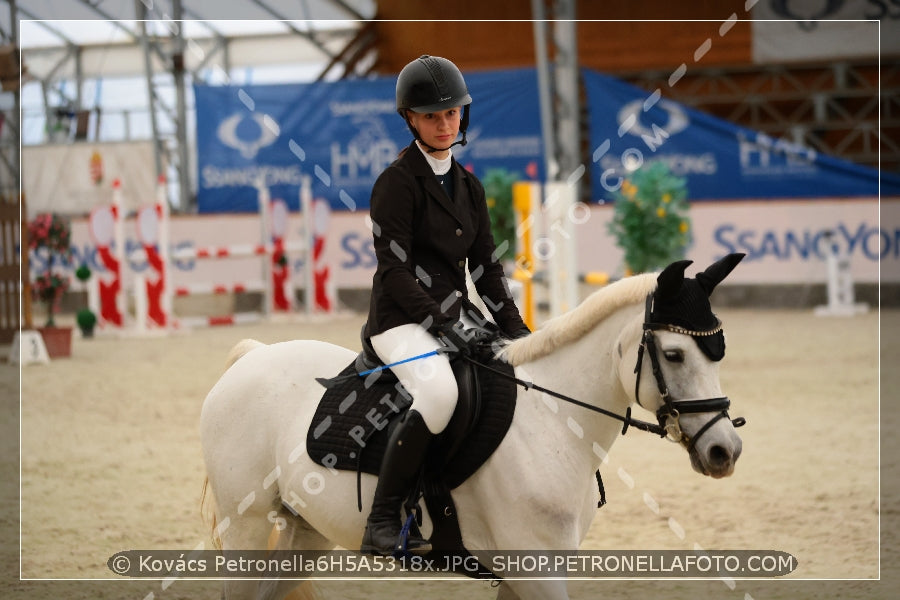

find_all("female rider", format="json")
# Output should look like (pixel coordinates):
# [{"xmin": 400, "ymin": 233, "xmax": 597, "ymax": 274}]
[{"xmin": 361, "ymin": 55, "xmax": 530, "ymax": 556}]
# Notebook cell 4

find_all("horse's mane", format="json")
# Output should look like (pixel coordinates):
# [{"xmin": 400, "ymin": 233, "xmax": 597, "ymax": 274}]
[{"xmin": 502, "ymin": 273, "xmax": 658, "ymax": 366}]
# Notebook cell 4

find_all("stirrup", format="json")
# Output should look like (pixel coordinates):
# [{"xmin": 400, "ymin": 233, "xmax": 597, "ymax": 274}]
[{"xmin": 394, "ymin": 513, "xmax": 432, "ymax": 557}]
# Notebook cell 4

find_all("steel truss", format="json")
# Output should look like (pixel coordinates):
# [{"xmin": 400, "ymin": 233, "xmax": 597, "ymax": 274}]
[
  {"xmin": 0, "ymin": 1, "xmax": 20, "ymax": 201},
  {"xmin": 12, "ymin": 0, "xmax": 375, "ymax": 212}
]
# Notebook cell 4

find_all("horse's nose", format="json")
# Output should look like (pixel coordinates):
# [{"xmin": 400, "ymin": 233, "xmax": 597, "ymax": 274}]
[
  {"xmin": 708, "ymin": 439, "xmax": 741, "ymax": 476},
  {"xmin": 709, "ymin": 445, "xmax": 731, "ymax": 467}
]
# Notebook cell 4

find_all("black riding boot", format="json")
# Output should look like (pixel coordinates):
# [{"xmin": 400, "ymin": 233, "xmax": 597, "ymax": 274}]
[{"xmin": 360, "ymin": 409, "xmax": 433, "ymax": 556}]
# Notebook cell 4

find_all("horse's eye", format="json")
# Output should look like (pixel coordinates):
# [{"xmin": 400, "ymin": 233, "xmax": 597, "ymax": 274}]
[{"xmin": 663, "ymin": 350, "xmax": 684, "ymax": 363}]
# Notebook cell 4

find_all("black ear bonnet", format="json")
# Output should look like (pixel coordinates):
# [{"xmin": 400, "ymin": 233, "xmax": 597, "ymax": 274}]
[{"xmin": 649, "ymin": 254, "xmax": 745, "ymax": 361}]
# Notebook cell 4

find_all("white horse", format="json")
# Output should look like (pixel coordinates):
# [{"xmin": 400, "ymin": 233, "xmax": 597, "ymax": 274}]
[{"xmin": 200, "ymin": 254, "xmax": 745, "ymax": 600}]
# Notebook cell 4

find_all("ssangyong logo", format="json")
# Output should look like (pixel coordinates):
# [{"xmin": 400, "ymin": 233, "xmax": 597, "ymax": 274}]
[
  {"xmin": 216, "ymin": 112, "xmax": 280, "ymax": 159},
  {"xmin": 617, "ymin": 99, "xmax": 689, "ymax": 140}
]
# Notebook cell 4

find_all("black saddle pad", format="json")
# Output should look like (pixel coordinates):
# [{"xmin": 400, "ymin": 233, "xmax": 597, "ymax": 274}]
[{"xmin": 307, "ymin": 357, "xmax": 517, "ymax": 490}]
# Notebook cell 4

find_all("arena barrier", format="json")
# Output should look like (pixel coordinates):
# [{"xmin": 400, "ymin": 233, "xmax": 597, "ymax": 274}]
[
  {"xmin": 813, "ymin": 229, "xmax": 869, "ymax": 317},
  {"xmin": 89, "ymin": 175, "xmax": 334, "ymax": 333}
]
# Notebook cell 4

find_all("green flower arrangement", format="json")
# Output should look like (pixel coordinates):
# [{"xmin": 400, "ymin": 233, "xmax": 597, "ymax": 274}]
[
  {"xmin": 607, "ymin": 162, "xmax": 691, "ymax": 274},
  {"xmin": 482, "ymin": 168, "xmax": 519, "ymax": 263}
]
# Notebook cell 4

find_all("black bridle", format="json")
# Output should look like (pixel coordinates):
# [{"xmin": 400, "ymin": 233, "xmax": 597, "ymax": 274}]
[
  {"xmin": 635, "ymin": 294, "xmax": 746, "ymax": 452},
  {"xmin": 462, "ymin": 293, "xmax": 746, "ymax": 446}
]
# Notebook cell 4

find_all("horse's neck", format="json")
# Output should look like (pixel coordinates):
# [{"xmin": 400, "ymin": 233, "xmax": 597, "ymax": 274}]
[{"xmin": 515, "ymin": 307, "xmax": 640, "ymax": 472}]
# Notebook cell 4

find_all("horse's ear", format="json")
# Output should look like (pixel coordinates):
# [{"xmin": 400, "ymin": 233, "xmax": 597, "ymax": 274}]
[
  {"xmin": 656, "ymin": 259, "xmax": 693, "ymax": 299},
  {"xmin": 696, "ymin": 253, "xmax": 746, "ymax": 296}
]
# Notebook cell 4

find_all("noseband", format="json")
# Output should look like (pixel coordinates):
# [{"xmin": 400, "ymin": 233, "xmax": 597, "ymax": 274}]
[{"xmin": 634, "ymin": 294, "xmax": 746, "ymax": 451}]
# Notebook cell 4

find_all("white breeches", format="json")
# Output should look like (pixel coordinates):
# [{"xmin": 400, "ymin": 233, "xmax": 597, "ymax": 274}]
[{"xmin": 370, "ymin": 314, "xmax": 480, "ymax": 434}]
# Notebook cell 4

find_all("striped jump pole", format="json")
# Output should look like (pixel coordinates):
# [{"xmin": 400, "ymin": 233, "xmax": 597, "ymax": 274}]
[
  {"xmin": 300, "ymin": 175, "xmax": 334, "ymax": 315},
  {"xmin": 134, "ymin": 175, "xmax": 170, "ymax": 332},
  {"xmin": 166, "ymin": 241, "xmax": 305, "ymax": 262},
  {"xmin": 132, "ymin": 180, "xmax": 305, "ymax": 330},
  {"xmin": 87, "ymin": 178, "xmax": 126, "ymax": 329},
  {"xmin": 266, "ymin": 183, "xmax": 293, "ymax": 313}
]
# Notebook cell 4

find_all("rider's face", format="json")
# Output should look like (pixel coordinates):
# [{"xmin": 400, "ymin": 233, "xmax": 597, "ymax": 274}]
[{"xmin": 407, "ymin": 107, "xmax": 461, "ymax": 157}]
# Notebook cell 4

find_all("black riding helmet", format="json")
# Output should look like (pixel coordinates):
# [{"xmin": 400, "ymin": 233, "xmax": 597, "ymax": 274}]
[{"xmin": 396, "ymin": 55, "xmax": 472, "ymax": 151}]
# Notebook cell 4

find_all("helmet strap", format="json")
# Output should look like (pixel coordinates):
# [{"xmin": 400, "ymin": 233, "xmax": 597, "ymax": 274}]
[{"xmin": 403, "ymin": 105, "xmax": 470, "ymax": 153}]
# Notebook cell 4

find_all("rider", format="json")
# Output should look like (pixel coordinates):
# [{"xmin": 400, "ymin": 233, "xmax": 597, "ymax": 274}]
[{"xmin": 361, "ymin": 55, "xmax": 530, "ymax": 556}]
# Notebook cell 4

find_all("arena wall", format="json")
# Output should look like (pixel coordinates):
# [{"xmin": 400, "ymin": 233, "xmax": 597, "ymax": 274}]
[{"xmin": 37, "ymin": 196, "xmax": 897, "ymax": 323}]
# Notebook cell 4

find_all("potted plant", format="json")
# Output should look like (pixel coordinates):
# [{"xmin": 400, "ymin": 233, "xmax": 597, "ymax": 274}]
[
  {"xmin": 75, "ymin": 263, "xmax": 91, "ymax": 283},
  {"xmin": 28, "ymin": 212, "xmax": 74, "ymax": 357},
  {"xmin": 607, "ymin": 162, "xmax": 692, "ymax": 275},
  {"xmin": 482, "ymin": 168, "xmax": 520, "ymax": 264},
  {"xmin": 76, "ymin": 308, "xmax": 97, "ymax": 338},
  {"xmin": 74, "ymin": 264, "xmax": 97, "ymax": 338}
]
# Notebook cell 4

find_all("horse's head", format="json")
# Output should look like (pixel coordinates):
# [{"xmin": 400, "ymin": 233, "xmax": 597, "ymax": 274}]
[{"xmin": 621, "ymin": 253, "xmax": 746, "ymax": 478}]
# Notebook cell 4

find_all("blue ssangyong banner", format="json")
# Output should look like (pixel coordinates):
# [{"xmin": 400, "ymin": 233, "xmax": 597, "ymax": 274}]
[
  {"xmin": 195, "ymin": 67, "xmax": 899, "ymax": 213},
  {"xmin": 194, "ymin": 69, "xmax": 544, "ymax": 213},
  {"xmin": 582, "ymin": 68, "xmax": 900, "ymax": 201}
]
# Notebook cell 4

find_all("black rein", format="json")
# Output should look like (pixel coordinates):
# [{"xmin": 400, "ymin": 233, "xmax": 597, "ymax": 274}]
[
  {"xmin": 463, "ymin": 292, "xmax": 746, "ymax": 446},
  {"xmin": 462, "ymin": 355, "xmax": 667, "ymax": 437}
]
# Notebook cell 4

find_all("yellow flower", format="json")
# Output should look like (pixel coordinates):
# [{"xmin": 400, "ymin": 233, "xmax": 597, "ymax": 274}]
[
  {"xmin": 662, "ymin": 193, "xmax": 671, "ymax": 204},
  {"xmin": 486, "ymin": 197, "xmax": 496, "ymax": 208},
  {"xmin": 623, "ymin": 180, "xmax": 637, "ymax": 199},
  {"xmin": 679, "ymin": 220, "xmax": 689, "ymax": 233},
  {"xmin": 657, "ymin": 207, "xmax": 666, "ymax": 218}
]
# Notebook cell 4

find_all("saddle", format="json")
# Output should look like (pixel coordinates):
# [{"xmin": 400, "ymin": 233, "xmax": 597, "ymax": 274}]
[{"xmin": 307, "ymin": 326, "xmax": 517, "ymax": 576}]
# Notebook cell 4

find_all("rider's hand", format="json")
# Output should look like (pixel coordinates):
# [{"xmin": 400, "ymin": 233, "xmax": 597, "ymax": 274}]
[
  {"xmin": 506, "ymin": 326, "xmax": 531, "ymax": 340},
  {"xmin": 433, "ymin": 320, "xmax": 489, "ymax": 356}
]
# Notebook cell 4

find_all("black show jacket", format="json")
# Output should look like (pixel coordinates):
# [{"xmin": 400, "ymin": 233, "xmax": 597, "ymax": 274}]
[{"xmin": 365, "ymin": 142, "xmax": 526, "ymax": 337}]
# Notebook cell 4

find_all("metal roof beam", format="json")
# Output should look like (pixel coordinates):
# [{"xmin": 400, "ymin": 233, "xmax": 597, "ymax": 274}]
[
  {"xmin": 72, "ymin": 1, "xmax": 174, "ymax": 74},
  {"xmin": 248, "ymin": 0, "xmax": 335, "ymax": 59},
  {"xmin": 75, "ymin": 0, "xmax": 142, "ymax": 43},
  {"xmin": 136, "ymin": 2, "xmax": 165, "ymax": 181},
  {"xmin": 189, "ymin": 35, "xmax": 227, "ymax": 82},
  {"xmin": 41, "ymin": 44, "xmax": 77, "ymax": 83},
  {"xmin": 326, "ymin": 0, "xmax": 367, "ymax": 20},
  {"xmin": 16, "ymin": 5, "xmax": 77, "ymax": 47},
  {"xmin": 171, "ymin": 0, "xmax": 192, "ymax": 210}
]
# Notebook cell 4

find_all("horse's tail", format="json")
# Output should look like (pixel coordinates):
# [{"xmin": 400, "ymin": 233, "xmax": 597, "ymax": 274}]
[
  {"xmin": 199, "ymin": 475, "xmax": 222, "ymax": 550},
  {"xmin": 225, "ymin": 338, "xmax": 265, "ymax": 369},
  {"xmin": 201, "ymin": 339, "xmax": 265, "ymax": 548}
]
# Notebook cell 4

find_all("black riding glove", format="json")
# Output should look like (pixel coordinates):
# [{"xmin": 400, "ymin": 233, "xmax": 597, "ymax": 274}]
[
  {"xmin": 506, "ymin": 325, "xmax": 531, "ymax": 340},
  {"xmin": 433, "ymin": 320, "xmax": 493, "ymax": 356}
]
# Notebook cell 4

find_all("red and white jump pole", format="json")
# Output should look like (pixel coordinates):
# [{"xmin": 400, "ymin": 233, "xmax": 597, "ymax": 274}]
[
  {"xmin": 95, "ymin": 176, "xmax": 330, "ymax": 332},
  {"xmin": 300, "ymin": 175, "xmax": 334, "ymax": 315},
  {"xmin": 134, "ymin": 176, "xmax": 171, "ymax": 332},
  {"xmin": 132, "ymin": 178, "xmax": 307, "ymax": 330},
  {"xmin": 260, "ymin": 180, "xmax": 294, "ymax": 314},
  {"xmin": 87, "ymin": 179, "xmax": 126, "ymax": 328}
]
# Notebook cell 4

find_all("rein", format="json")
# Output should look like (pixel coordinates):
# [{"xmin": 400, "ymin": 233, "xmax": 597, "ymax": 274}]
[
  {"xmin": 464, "ymin": 292, "xmax": 746, "ymax": 447},
  {"xmin": 463, "ymin": 355, "xmax": 667, "ymax": 437}
]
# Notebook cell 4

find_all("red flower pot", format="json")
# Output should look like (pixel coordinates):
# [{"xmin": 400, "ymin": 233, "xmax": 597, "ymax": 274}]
[{"xmin": 37, "ymin": 326, "xmax": 73, "ymax": 358}]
